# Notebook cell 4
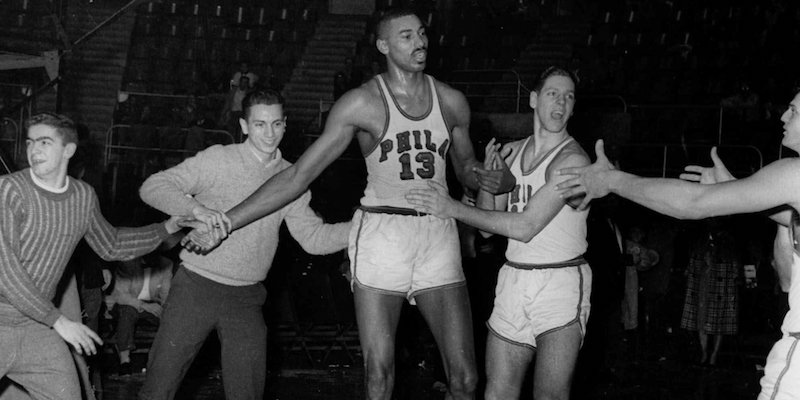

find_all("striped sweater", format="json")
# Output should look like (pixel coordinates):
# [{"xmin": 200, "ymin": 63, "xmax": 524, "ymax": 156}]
[{"xmin": 0, "ymin": 169, "xmax": 169, "ymax": 326}]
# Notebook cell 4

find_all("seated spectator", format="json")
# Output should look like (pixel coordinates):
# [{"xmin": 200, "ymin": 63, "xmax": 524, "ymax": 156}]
[
  {"xmin": 105, "ymin": 253, "xmax": 174, "ymax": 375},
  {"xmin": 333, "ymin": 57, "xmax": 364, "ymax": 100},
  {"xmin": 222, "ymin": 76, "xmax": 251, "ymax": 140},
  {"xmin": 230, "ymin": 61, "xmax": 258, "ymax": 90}
]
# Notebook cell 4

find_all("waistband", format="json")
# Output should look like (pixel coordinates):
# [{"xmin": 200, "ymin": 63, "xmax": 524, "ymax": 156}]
[
  {"xmin": 360, "ymin": 205, "xmax": 428, "ymax": 217},
  {"xmin": 505, "ymin": 255, "xmax": 587, "ymax": 270}
]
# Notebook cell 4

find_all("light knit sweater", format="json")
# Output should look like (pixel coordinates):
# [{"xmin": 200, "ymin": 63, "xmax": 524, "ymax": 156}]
[
  {"xmin": 0, "ymin": 169, "xmax": 169, "ymax": 326},
  {"xmin": 139, "ymin": 141, "xmax": 350, "ymax": 286}
]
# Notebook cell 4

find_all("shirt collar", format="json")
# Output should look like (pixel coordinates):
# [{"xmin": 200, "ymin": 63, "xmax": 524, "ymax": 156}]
[
  {"xmin": 29, "ymin": 169, "xmax": 70, "ymax": 193},
  {"xmin": 245, "ymin": 139, "xmax": 282, "ymax": 168}
]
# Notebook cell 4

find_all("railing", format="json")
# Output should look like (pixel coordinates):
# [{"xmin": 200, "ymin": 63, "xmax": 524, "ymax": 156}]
[
  {"xmin": 0, "ymin": 77, "xmax": 60, "ymax": 163},
  {"xmin": 448, "ymin": 69, "xmax": 526, "ymax": 112},
  {"xmin": 616, "ymin": 143, "xmax": 763, "ymax": 178},
  {"xmin": 103, "ymin": 124, "xmax": 235, "ymax": 168}
]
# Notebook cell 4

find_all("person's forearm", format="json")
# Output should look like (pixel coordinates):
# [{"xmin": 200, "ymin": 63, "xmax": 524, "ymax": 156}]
[
  {"xmin": 227, "ymin": 166, "xmax": 308, "ymax": 230},
  {"xmin": 452, "ymin": 201, "xmax": 543, "ymax": 242},
  {"xmin": 609, "ymin": 171, "xmax": 713, "ymax": 220}
]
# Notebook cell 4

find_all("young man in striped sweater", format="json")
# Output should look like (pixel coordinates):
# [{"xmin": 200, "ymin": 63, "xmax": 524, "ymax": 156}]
[{"xmin": 0, "ymin": 113, "xmax": 192, "ymax": 400}]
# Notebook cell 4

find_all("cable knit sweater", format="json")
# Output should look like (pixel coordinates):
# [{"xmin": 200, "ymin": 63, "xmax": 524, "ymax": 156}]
[
  {"xmin": 139, "ymin": 141, "xmax": 351, "ymax": 286},
  {"xmin": 0, "ymin": 169, "xmax": 170, "ymax": 326}
]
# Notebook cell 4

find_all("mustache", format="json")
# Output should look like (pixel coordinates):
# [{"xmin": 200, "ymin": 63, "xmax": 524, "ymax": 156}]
[{"xmin": 413, "ymin": 47, "xmax": 427, "ymax": 54}]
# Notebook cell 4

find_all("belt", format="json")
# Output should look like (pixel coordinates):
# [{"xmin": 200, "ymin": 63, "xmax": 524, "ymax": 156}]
[
  {"xmin": 506, "ymin": 255, "xmax": 587, "ymax": 270},
  {"xmin": 360, "ymin": 205, "xmax": 428, "ymax": 217}
]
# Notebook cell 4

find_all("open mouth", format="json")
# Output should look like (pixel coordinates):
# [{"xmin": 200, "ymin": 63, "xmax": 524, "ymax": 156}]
[{"xmin": 413, "ymin": 50, "xmax": 427, "ymax": 61}]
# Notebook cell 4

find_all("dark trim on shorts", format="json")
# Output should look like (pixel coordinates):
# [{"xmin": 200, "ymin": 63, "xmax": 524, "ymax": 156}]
[
  {"xmin": 487, "ymin": 323, "xmax": 536, "ymax": 351},
  {"xmin": 360, "ymin": 205, "xmax": 428, "ymax": 217},
  {"xmin": 535, "ymin": 264, "xmax": 587, "ymax": 340},
  {"xmin": 409, "ymin": 280, "xmax": 466, "ymax": 302},
  {"xmin": 353, "ymin": 277, "xmax": 408, "ymax": 298},
  {"xmin": 772, "ymin": 332, "xmax": 800, "ymax": 400},
  {"xmin": 506, "ymin": 255, "xmax": 586, "ymax": 270}
]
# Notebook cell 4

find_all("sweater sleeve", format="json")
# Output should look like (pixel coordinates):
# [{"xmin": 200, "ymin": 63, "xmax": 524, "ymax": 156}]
[
  {"xmin": 84, "ymin": 190, "xmax": 170, "ymax": 261},
  {"xmin": 0, "ymin": 181, "xmax": 61, "ymax": 326},
  {"xmin": 139, "ymin": 146, "xmax": 221, "ymax": 216},
  {"xmin": 283, "ymin": 190, "xmax": 351, "ymax": 255}
]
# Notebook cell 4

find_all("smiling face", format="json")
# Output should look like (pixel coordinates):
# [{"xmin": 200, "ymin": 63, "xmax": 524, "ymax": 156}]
[
  {"xmin": 781, "ymin": 92, "xmax": 800, "ymax": 152},
  {"xmin": 26, "ymin": 123, "xmax": 75, "ymax": 186},
  {"xmin": 530, "ymin": 74, "xmax": 576, "ymax": 134},
  {"xmin": 240, "ymin": 103, "xmax": 286, "ymax": 158},
  {"xmin": 377, "ymin": 14, "xmax": 428, "ymax": 73}
]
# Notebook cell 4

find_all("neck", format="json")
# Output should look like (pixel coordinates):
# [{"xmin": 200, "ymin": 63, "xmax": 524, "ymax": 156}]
[
  {"xmin": 384, "ymin": 66, "xmax": 426, "ymax": 95},
  {"xmin": 30, "ymin": 168, "xmax": 69, "ymax": 192},
  {"xmin": 245, "ymin": 139, "xmax": 278, "ymax": 163},
  {"xmin": 532, "ymin": 122, "xmax": 569, "ymax": 150}
]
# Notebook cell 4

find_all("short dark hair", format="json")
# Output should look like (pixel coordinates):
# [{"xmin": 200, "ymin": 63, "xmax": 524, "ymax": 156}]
[
  {"xmin": 242, "ymin": 89, "xmax": 284, "ymax": 120},
  {"xmin": 376, "ymin": 8, "xmax": 419, "ymax": 39},
  {"xmin": 25, "ymin": 112, "xmax": 78, "ymax": 145},
  {"xmin": 532, "ymin": 66, "xmax": 579, "ymax": 93}
]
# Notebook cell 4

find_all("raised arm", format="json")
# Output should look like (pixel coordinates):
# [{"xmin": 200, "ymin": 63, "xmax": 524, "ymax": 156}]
[
  {"xmin": 558, "ymin": 140, "xmax": 800, "ymax": 219},
  {"xmin": 408, "ymin": 145, "xmax": 589, "ymax": 242},
  {"xmin": 140, "ymin": 146, "xmax": 230, "ymax": 232},
  {"xmin": 225, "ymin": 91, "xmax": 362, "ymax": 230},
  {"xmin": 439, "ymin": 83, "xmax": 514, "ymax": 194},
  {"xmin": 85, "ymin": 190, "xmax": 191, "ymax": 261}
]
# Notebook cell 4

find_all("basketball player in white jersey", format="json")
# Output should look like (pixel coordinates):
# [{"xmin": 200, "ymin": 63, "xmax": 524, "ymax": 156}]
[
  {"xmin": 556, "ymin": 90, "xmax": 800, "ymax": 400},
  {"xmin": 181, "ymin": 8, "xmax": 514, "ymax": 400},
  {"xmin": 408, "ymin": 67, "xmax": 592, "ymax": 400}
]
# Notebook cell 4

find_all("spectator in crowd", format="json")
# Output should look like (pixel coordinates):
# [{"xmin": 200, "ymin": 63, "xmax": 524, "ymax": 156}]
[
  {"xmin": 138, "ymin": 89, "xmax": 350, "ymax": 400},
  {"xmin": 621, "ymin": 223, "xmax": 659, "ymax": 358},
  {"xmin": 333, "ymin": 57, "xmax": 364, "ymax": 100},
  {"xmin": 681, "ymin": 218, "xmax": 740, "ymax": 367},
  {"xmin": 0, "ymin": 112, "xmax": 195, "ymax": 399},
  {"xmin": 222, "ymin": 76, "xmax": 251, "ymax": 140},
  {"xmin": 230, "ymin": 61, "xmax": 258, "ymax": 90},
  {"xmin": 106, "ymin": 253, "xmax": 173, "ymax": 376}
]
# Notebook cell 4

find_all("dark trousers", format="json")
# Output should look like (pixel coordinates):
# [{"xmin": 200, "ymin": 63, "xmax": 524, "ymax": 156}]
[
  {"xmin": 138, "ymin": 267, "xmax": 267, "ymax": 400},
  {"xmin": 114, "ymin": 305, "xmax": 159, "ymax": 352}
]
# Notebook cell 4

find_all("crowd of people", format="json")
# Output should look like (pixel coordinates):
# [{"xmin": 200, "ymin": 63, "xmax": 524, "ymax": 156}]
[{"xmin": 2, "ymin": 6, "xmax": 800, "ymax": 400}]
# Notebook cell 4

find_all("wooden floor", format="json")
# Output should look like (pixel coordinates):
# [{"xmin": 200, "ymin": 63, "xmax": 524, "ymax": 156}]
[{"xmin": 94, "ymin": 329, "xmax": 769, "ymax": 400}]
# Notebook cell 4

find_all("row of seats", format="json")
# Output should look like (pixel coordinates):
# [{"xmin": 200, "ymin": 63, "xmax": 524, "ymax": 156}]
[{"xmin": 136, "ymin": 1, "xmax": 316, "ymax": 25}]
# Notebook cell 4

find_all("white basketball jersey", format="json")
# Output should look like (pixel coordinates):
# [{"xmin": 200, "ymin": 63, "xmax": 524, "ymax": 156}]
[
  {"xmin": 360, "ymin": 74, "xmax": 451, "ymax": 209},
  {"xmin": 783, "ymin": 211, "xmax": 800, "ymax": 333},
  {"xmin": 505, "ymin": 137, "xmax": 588, "ymax": 263}
]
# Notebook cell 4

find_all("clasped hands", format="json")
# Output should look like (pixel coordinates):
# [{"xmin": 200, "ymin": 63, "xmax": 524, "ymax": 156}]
[{"xmin": 170, "ymin": 205, "xmax": 232, "ymax": 254}]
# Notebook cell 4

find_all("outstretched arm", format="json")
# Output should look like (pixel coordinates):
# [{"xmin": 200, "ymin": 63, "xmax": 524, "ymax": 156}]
[
  {"xmin": 441, "ymin": 84, "xmax": 515, "ymax": 195},
  {"xmin": 408, "ymin": 148, "xmax": 588, "ymax": 242},
  {"xmin": 225, "ymin": 96, "xmax": 359, "ymax": 231},
  {"xmin": 557, "ymin": 140, "xmax": 800, "ymax": 219}
]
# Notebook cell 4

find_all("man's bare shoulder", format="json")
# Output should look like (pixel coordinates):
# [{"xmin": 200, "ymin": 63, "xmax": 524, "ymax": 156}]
[
  {"xmin": 547, "ymin": 140, "xmax": 590, "ymax": 177},
  {"xmin": 331, "ymin": 79, "xmax": 383, "ymax": 119},
  {"xmin": 432, "ymin": 78, "xmax": 469, "ymax": 123}
]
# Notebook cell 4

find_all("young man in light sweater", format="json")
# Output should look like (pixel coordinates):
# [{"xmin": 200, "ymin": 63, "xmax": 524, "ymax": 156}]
[
  {"xmin": 137, "ymin": 89, "xmax": 351, "ymax": 400},
  {"xmin": 0, "ymin": 113, "xmax": 190, "ymax": 400}
]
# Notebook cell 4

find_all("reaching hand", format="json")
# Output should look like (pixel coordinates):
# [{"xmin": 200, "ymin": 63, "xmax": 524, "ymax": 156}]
[
  {"xmin": 474, "ymin": 139, "xmax": 515, "ymax": 194},
  {"xmin": 405, "ymin": 180, "xmax": 458, "ymax": 218},
  {"xmin": 555, "ymin": 139, "xmax": 616, "ymax": 210},
  {"xmin": 192, "ymin": 205, "xmax": 231, "ymax": 238},
  {"xmin": 180, "ymin": 228, "xmax": 224, "ymax": 254},
  {"xmin": 53, "ymin": 315, "xmax": 103, "ymax": 356},
  {"xmin": 165, "ymin": 215, "xmax": 208, "ymax": 235},
  {"xmin": 679, "ymin": 146, "xmax": 736, "ymax": 185}
]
